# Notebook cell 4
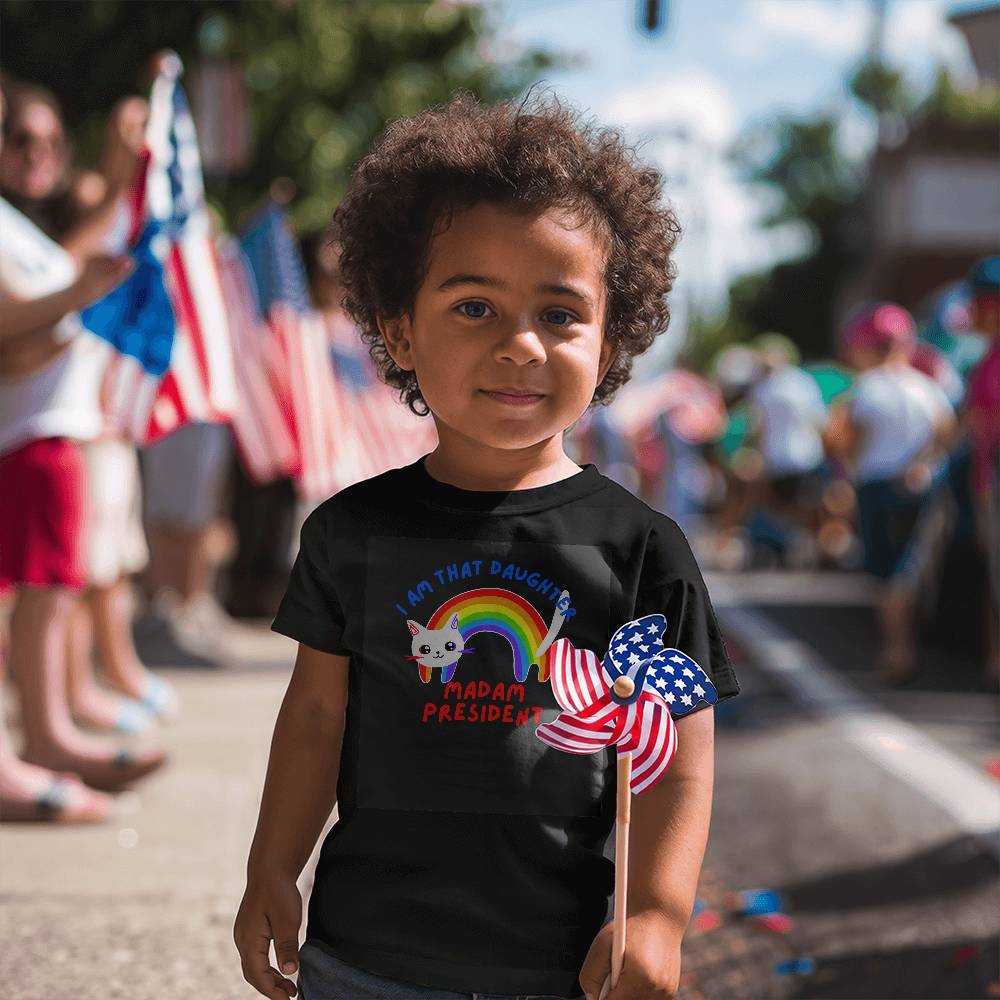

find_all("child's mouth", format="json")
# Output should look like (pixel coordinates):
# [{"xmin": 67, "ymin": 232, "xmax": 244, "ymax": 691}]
[{"xmin": 480, "ymin": 389, "xmax": 546, "ymax": 407}]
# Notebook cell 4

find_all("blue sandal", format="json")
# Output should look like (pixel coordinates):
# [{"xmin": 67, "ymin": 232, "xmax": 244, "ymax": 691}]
[{"xmin": 138, "ymin": 675, "xmax": 180, "ymax": 719}]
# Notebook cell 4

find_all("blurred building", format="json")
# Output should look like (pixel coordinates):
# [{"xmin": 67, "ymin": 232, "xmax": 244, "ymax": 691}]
[{"xmin": 846, "ymin": 3, "xmax": 1000, "ymax": 311}]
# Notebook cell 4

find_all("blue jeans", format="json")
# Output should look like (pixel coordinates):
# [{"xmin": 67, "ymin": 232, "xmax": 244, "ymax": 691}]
[{"xmin": 296, "ymin": 940, "xmax": 586, "ymax": 1000}]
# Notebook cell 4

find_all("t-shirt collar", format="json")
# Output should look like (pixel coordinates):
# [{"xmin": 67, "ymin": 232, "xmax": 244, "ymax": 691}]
[{"xmin": 406, "ymin": 453, "xmax": 607, "ymax": 514}]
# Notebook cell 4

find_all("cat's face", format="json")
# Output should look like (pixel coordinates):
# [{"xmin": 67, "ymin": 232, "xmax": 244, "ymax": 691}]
[{"xmin": 407, "ymin": 612, "xmax": 465, "ymax": 669}]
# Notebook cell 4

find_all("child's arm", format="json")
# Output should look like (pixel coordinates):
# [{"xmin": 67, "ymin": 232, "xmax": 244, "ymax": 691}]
[
  {"xmin": 579, "ymin": 707, "xmax": 714, "ymax": 1000},
  {"xmin": 235, "ymin": 642, "xmax": 349, "ymax": 1000}
]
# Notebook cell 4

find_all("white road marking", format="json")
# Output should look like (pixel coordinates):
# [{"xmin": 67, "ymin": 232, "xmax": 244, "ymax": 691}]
[{"xmin": 718, "ymin": 605, "xmax": 1000, "ymax": 859}]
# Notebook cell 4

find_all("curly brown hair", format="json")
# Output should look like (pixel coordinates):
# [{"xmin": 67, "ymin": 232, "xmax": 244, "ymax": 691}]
[{"xmin": 331, "ymin": 88, "xmax": 681, "ymax": 416}]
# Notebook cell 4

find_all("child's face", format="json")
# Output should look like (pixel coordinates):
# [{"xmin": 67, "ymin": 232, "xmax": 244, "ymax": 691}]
[{"xmin": 379, "ymin": 200, "xmax": 617, "ymax": 458}]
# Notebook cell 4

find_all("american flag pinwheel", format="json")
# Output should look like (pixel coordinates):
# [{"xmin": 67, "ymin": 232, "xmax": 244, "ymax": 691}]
[{"xmin": 536, "ymin": 613, "xmax": 719, "ymax": 794}]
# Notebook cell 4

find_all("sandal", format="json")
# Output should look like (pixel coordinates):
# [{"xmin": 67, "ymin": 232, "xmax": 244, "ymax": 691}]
[
  {"xmin": 75, "ymin": 746, "xmax": 168, "ymax": 792},
  {"xmin": 22, "ymin": 746, "xmax": 168, "ymax": 793},
  {"xmin": 0, "ymin": 774, "xmax": 111, "ymax": 824},
  {"xmin": 138, "ymin": 675, "xmax": 180, "ymax": 720}
]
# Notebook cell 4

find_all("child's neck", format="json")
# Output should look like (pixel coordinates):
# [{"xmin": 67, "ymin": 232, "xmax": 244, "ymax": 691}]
[{"xmin": 423, "ymin": 442, "xmax": 581, "ymax": 492}]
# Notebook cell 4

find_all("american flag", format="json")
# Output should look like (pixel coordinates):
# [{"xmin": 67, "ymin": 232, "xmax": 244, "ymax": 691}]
[
  {"xmin": 81, "ymin": 57, "xmax": 236, "ymax": 444},
  {"xmin": 536, "ymin": 614, "xmax": 718, "ymax": 795},
  {"xmin": 240, "ymin": 203, "xmax": 359, "ymax": 501},
  {"xmin": 325, "ymin": 311, "xmax": 438, "ymax": 483},
  {"xmin": 240, "ymin": 202, "xmax": 437, "ymax": 501},
  {"xmin": 216, "ymin": 236, "xmax": 299, "ymax": 484}
]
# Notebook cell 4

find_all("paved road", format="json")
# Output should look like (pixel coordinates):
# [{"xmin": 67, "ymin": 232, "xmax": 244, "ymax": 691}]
[{"xmin": 692, "ymin": 571, "xmax": 1000, "ymax": 1000}]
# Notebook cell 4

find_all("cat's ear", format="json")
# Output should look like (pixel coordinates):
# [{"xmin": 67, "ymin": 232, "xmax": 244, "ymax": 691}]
[
  {"xmin": 406, "ymin": 619, "xmax": 422, "ymax": 636},
  {"xmin": 449, "ymin": 612, "xmax": 460, "ymax": 630}
]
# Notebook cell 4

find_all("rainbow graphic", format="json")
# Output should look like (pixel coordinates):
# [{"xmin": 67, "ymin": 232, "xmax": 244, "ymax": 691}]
[{"xmin": 418, "ymin": 587, "xmax": 559, "ymax": 685}]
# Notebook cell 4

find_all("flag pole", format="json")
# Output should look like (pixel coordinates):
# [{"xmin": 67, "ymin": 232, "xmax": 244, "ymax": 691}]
[
  {"xmin": 600, "ymin": 677, "xmax": 635, "ymax": 999},
  {"xmin": 613, "ymin": 751, "xmax": 631, "ymax": 980}
]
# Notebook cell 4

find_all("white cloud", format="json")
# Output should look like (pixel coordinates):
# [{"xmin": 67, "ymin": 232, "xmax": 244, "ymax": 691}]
[
  {"xmin": 601, "ymin": 70, "xmax": 737, "ymax": 146},
  {"xmin": 728, "ymin": 0, "xmax": 974, "ymax": 91},
  {"xmin": 753, "ymin": 0, "xmax": 869, "ymax": 56},
  {"xmin": 884, "ymin": 1, "xmax": 978, "ymax": 88}
]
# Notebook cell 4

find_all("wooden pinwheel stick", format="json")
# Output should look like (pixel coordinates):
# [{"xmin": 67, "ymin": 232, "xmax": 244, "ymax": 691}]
[{"xmin": 599, "ymin": 674, "xmax": 636, "ymax": 1000}]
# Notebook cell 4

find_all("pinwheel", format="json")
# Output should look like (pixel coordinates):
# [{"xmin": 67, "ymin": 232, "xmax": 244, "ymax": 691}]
[{"xmin": 536, "ymin": 613, "xmax": 718, "ymax": 997}]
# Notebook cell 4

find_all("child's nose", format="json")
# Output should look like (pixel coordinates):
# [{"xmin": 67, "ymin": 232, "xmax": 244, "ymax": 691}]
[{"xmin": 493, "ymin": 324, "xmax": 547, "ymax": 365}]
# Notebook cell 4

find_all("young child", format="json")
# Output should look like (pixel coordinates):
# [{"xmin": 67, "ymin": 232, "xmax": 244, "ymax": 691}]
[{"xmin": 235, "ymin": 91, "xmax": 741, "ymax": 1000}]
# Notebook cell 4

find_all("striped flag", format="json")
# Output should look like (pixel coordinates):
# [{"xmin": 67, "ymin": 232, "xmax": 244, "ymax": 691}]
[
  {"xmin": 537, "ymin": 614, "xmax": 718, "ymax": 795},
  {"xmin": 240, "ymin": 203, "xmax": 437, "ymax": 501},
  {"xmin": 216, "ymin": 237, "xmax": 299, "ymax": 483},
  {"xmin": 240, "ymin": 203, "xmax": 354, "ymax": 501},
  {"xmin": 325, "ymin": 310, "xmax": 438, "ymax": 483},
  {"xmin": 81, "ymin": 58, "xmax": 236, "ymax": 444}
]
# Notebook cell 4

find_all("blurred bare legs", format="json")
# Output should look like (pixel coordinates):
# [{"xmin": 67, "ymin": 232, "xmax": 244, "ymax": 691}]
[
  {"xmin": 144, "ymin": 522, "xmax": 214, "ymax": 606},
  {"xmin": 89, "ymin": 577, "xmax": 156, "ymax": 701},
  {"xmin": 8, "ymin": 585, "xmax": 164, "ymax": 788},
  {"xmin": 65, "ymin": 589, "xmax": 148, "ymax": 730}
]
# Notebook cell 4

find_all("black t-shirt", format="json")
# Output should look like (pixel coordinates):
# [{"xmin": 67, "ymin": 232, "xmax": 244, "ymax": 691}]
[{"xmin": 271, "ymin": 453, "xmax": 741, "ymax": 998}]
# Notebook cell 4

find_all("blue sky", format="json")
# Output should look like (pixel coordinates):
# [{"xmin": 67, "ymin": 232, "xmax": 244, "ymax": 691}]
[{"xmin": 487, "ymin": 0, "xmax": 986, "ymax": 352}]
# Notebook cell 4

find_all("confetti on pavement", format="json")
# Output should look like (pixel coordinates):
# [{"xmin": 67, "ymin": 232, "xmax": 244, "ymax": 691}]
[
  {"xmin": 693, "ymin": 911, "xmax": 722, "ymax": 933},
  {"xmin": 752, "ymin": 913, "xmax": 794, "ymax": 934},
  {"xmin": 725, "ymin": 888, "xmax": 784, "ymax": 916},
  {"xmin": 774, "ymin": 957, "xmax": 816, "ymax": 976}
]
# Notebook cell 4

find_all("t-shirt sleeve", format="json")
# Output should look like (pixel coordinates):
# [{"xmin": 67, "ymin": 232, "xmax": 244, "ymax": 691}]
[
  {"xmin": 270, "ymin": 504, "xmax": 350, "ymax": 655},
  {"xmin": 635, "ymin": 516, "xmax": 741, "ymax": 718}
]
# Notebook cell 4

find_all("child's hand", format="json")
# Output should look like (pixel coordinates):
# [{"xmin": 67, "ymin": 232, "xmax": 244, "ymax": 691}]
[
  {"xmin": 578, "ymin": 907, "xmax": 684, "ymax": 1000},
  {"xmin": 233, "ymin": 875, "xmax": 303, "ymax": 999}
]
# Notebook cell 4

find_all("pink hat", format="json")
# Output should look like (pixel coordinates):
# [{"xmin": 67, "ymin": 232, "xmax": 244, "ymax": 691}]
[{"xmin": 842, "ymin": 302, "xmax": 916, "ymax": 351}]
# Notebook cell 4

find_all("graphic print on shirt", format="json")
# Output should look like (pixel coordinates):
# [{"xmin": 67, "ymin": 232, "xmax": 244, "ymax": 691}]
[
  {"xmin": 405, "ymin": 585, "xmax": 572, "ymax": 684},
  {"xmin": 358, "ymin": 536, "xmax": 615, "ymax": 817}
]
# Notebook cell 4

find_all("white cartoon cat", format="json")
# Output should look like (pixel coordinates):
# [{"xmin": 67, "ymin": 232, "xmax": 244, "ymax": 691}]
[{"xmin": 406, "ymin": 612, "xmax": 468, "ymax": 680}]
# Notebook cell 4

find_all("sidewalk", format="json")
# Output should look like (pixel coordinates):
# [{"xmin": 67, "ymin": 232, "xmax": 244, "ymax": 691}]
[{"xmin": 0, "ymin": 630, "xmax": 330, "ymax": 1000}]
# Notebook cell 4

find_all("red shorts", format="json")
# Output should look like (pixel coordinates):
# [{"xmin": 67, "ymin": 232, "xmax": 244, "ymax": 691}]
[{"xmin": 0, "ymin": 437, "xmax": 88, "ymax": 590}]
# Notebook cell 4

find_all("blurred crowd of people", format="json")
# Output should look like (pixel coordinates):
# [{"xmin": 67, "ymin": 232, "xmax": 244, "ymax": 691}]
[
  {"xmin": 576, "ymin": 262, "xmax": 998, "ymax": 693},
  {"xmin": 0, "ymin": 74, "xmax": 997, "ymax": 829}
]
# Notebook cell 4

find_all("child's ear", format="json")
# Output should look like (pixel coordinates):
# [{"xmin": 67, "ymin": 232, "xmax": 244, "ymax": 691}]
[
  {"xmin": 378, "ymin": 312, "xmax": 415, "ymax": 372},
  {"xmin": 596, "ymin": 334, "xmax": 618, "ymax": 387}
]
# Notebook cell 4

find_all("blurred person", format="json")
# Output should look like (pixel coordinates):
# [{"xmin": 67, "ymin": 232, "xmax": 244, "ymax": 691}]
[
  {"xmin": 10, "ymin": 90, "xmax": 177, "ymax": 727},
  {"xmin": 744, "ymin": 333, "xmax": 830, "ymax": 567},
  {"xmin": 964, "ymin": 256, "xmax": 1000, "ymax": 690},
  {"xmin": 67, "ymin": 96, "xmax": 182, "ymax": 720},
  {"xmin": 136, "ymin": 423, "xmax": 237, "ymax": 658},
  {"xmin": 0, "ymin": 82, "xmax": 166, "ymax": 802},
  {"xmin": 829, "ymin": 303, "xmax": 957, "ymax": 685},
  {"xmin": 705, "ymin": 344, "xmax": 766, "ymax": 568},
  {"xmin": 911, "ymin": 341, "xmax": 964, "ymax": 409}
]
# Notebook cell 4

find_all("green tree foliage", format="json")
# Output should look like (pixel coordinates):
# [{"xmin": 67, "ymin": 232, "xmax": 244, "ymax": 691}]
[
  {"xmin": 719, "ymin": 113, "xmax": 866, "ymax": 363},
  {"xmin": 0, "ymin": 0, "xmax": 559, "ymax": 231}
]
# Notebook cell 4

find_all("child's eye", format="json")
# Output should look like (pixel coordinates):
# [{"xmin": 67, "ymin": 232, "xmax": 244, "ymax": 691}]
[
  {"xmin": 456, "ymin": 301, "xmax": 494, "ymax": 320},
  {"xmin": 542, "ymin": 309, "xmax": 576, "ymax": 326}
]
